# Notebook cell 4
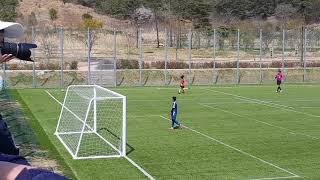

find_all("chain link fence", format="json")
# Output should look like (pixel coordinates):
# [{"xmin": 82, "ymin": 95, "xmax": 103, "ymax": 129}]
[{"xmin": 1, "ymin": 26, "xmax": 320, "ymax": 88}]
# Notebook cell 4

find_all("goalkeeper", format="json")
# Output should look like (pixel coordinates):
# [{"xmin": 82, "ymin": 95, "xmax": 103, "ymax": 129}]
[{"xmin": 170, "ymin": 96, "xmax": 181, "ymax": 129}]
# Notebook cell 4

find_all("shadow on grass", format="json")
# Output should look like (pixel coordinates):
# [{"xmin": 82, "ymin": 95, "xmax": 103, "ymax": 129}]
[{"xmin": 99, "ymin": 127, "xmax": 135, "ymax": 155}]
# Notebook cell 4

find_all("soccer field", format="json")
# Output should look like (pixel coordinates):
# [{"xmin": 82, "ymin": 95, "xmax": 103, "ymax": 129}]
[{"xmin": 11, "ymin": 85, "xmax": 320, "ymax": 180}]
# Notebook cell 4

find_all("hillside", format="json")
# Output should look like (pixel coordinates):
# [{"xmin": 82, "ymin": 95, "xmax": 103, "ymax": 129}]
[{"xmin": 15, "ymin": 0, "xmax": 129, "ymax": 29}]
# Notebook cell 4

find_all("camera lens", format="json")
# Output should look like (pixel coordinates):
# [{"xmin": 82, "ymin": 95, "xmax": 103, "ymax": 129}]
[{"xmin": 0, "ymin": 42, "xmax": 37, "ymax": 61}]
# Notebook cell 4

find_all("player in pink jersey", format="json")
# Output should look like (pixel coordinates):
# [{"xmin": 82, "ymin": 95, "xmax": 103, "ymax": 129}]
[
  {"xmin": 178, "ymin": 75, "xmax": 186, "ymax": 94},
  {"xmin": 275, "ymin": 69, "xmax": 283, "ymax": 93}
]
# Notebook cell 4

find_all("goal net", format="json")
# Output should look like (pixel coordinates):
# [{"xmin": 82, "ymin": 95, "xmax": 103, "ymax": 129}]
[{"xmin": 55, "ymin": 85, "xmax": 126, "ymax": 159}]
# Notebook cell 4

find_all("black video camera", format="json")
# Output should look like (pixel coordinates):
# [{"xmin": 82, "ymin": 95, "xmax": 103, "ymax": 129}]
[{"xmin": 0, "ymin": 42, "xmax": 37, "ymax": 62}]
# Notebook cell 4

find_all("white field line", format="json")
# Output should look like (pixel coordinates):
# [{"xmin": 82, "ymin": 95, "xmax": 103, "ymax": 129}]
[
  {"xmin": 248, "ymin": 175, "xmax": 300, "ymax": 180},
  {"xmin": 127, "ymin": 97, "xmax": 234, "ymax": 102},
  {"xmin": 209, "ymin": 89, "xmax": 320, "ymax": 118},
  {"xmin": 128, "ymin": 115, "xmax": 161, "ymax": 118},
  {"xmin": 273, "ymin": 99, "xmax": 320, "ymax": 102},
  {"xmin": 159, "ymin": 115, "xmax": 300, "ymax": 178},
  {"xmin": 124, "ymin": 156, "xmax": 156, "ymax": 180},
  {"xmin": 299, "ymin": 107, "xmax": 320, "ymax": 109},
  {"xmin": 155, "ymin": 85, "xmax": 320, "ymax": 90},
  {"xmin": 200, "ymin": 104, "xmax": 319, "ymax": 140},
  {"xmin": 121, "ymin": 98, "xmax": 320, "ymax": 103},
  {"xmin": 45, "ymin": 90, "xmax": 156, "ymax": 180},
  {"xmin": 233, "ymin": 97, "xmax": 295, "ymax": 109}
]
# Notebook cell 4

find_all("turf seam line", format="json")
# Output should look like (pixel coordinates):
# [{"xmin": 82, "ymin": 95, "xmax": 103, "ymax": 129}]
[
  {"xmin": 159, "ymin": 115, "xmax": 300, "ymax": 178},
  {"xmin": 46, "ymin": 90, "xmax": 156, "ymax": 180},
  {"xmin": 209, "ymin": 89, "xmax": 320, "ymax": 118},
  {"xmin": 199, "ymin": 103, "xmax": 319, "ymax": 140}
]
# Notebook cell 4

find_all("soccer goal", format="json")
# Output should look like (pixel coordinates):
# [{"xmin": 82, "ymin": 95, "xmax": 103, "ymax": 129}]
[{"xmin": 55, "ymin": 85, "xmax": 126, "ymax": 159}]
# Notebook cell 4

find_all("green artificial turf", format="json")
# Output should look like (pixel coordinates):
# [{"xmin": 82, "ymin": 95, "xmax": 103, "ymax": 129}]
[{"xmin": 10, "ymin": 84, "xmax": 320, "ymax": 179}]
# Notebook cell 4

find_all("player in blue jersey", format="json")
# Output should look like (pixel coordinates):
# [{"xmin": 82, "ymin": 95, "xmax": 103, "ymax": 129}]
[{"xmin": 170, "ymin": 96, "xmax": 181, "ymax": 129}]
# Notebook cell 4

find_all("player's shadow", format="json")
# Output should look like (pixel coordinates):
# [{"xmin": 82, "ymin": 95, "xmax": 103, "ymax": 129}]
[
  {"xmin": 99, "ymin": 128, "xmax": 135, "ymax": 155},
  {"xmin": 172, "ymin": 126, "xmax": 183, "ymax": 130}
]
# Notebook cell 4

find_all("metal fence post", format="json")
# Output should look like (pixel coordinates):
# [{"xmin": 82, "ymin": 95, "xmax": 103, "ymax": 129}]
[
  {"xmin": 139, "ymin": 28, "xmax": 144, "ymax": 86},
  {"xmin": 271, "ymin": 39, "xmax": 274, "ymax": 63},
  {"xmin": 259, "ymin": 29, "xmax": 263, "ymax": 84},
  {"xmin": 113, "ymin": 28, "xmax": 117, "ymax": 87},
  {"xmin": 164, "ymin": 28, "xmax": 168, "ymax": 85},
  {"xmin": 32, "ymin": 26, "xmax": 36, "ymax": 88},
  {"xmin": 188, "ymin": 29, "xmax": 192, "ymax": 87},
  {"xmin": 87, "ymin": 28, "xmax": 91, "ymax": 85},
  {"xmin": 60, "ymin": 27, "xmax": 64, "ymax": 89},
  {"xmin": 213, "ymin": 29, "xmax": 216, "ymax": 84},
  {"xmin": 236, "ymin": 29, "xmax": 240, "ymax": 84},
  {"xmin": 282, "ymin": 29, "xmax": 285, "ymax": 72},
  {"xmin": 303, "ymin": 28, "xmax": 308, "ymax": 82}
]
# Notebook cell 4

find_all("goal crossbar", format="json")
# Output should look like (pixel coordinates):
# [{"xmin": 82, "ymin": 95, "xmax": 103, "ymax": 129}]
[{"xmin": 68, "ymin": 85, "xmax": 125, "ymax": 98}]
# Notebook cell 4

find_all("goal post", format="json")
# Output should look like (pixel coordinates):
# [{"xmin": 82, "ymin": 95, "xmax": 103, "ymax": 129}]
[{"xmin": 55, "ymin": 85, "xmax": 126, "ymax": 159}]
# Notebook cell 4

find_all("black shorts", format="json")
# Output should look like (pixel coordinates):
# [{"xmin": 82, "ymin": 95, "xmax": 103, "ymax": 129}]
[
  {"xmin": 277, "ymin": 80, "xmax": 281, "ymax": 85},
  {"xmin": 180, "ymin": 86, "xmax": 185, "ymax": 89}
]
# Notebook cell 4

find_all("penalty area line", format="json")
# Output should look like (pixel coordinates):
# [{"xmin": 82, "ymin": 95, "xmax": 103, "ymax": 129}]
[
  {"xmin": 159, "ymin": 115, "xmax": 300, "ymax": 179},
  {"xmin": 45, "ymin": 90, "xmax": 156, "ymax": 180}
]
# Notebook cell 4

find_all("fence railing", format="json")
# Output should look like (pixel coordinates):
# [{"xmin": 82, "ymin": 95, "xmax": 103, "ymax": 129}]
[{"xmin": 1, "ymin": 26, "xmax": 320, "ymax": 88}]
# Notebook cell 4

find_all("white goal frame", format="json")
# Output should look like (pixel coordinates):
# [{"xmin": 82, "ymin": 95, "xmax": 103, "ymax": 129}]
[{"xmin": 54, "ymin": 85, "xmax": 126, "ymax": 160}]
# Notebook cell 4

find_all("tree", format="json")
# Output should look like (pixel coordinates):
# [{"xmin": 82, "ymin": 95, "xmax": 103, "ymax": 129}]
[
  {"xmin": 82, "ymin": 13, "xmax": 93, "ymax": 20},
  {"xmin": 131, "ymin": 6, "xmax": 154, "ymax": 48},
  {"xmin": 80, "ymin": 18, "xmax": 103, "ymax": 60},
  {"xmin": 95, "ymin": 0, "xmax": 140, "ymax": 19},
  {"xmin": 81, "ymin": 18, "xmax": 103, "ymax": 30},
  {"xmin": 49, "ymin": 8, "xmax": 58, "ymax": 21},
  {"xmin": 0, "ymin": 0, "xmax": 18, "ymax": 21},
  {"xmin": 144, "ymin": 0, "xmax": 165, "ymax": 48},
  {"xmin": 27, "ymin": 12, "xmax": 38, "ymax": 27},
  {"xmin": 215, "ymin": 0, "xmax": 275, "ymax": 20},
  {"xmin": 275, "ymin": 3, "xmax": 299, "ymax": 27},
  {"xmin": 61, "ymin": 0, "xmax": 70, "ymax": 4},
  {"xmin": 261, "ymin": 22, "xmax": 276, "ymax": 49}
]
